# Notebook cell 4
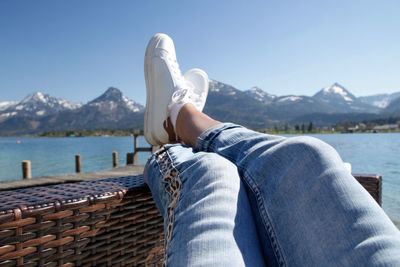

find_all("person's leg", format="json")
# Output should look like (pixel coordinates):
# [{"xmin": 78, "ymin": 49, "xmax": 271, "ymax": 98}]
[
  {"xmin": 144, "ymin": 144, "xmax": 266, "ymax": 267},
  {"xmin": 175, "ymin": 103, "xmax": 220, "ymax": 146},
  {"xmin": 143, "ymin": 32, "xmax": 400, "ymax": 265},
  {"xmin": 178, "ymin": 118, "xmax": 400, "ymax": 266}
]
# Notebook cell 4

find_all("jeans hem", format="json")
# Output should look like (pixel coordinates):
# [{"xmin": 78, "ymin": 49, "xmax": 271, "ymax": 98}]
[{"xmin": 195, "ymin": 123, "xmax": 242, "ymax": 152}]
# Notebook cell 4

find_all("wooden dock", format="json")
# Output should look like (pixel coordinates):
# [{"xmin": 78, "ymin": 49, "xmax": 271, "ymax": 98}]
[
  {"xmin": 1, "ymin": 132, "xmax": 154, "ymax": 191},
  {"xmin": 0, "ymin": 165, "xmax": 145, "ymax": 191}
]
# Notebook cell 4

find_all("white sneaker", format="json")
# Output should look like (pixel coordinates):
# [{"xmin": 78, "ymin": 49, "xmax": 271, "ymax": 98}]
[
  {"xmin": 144, "ymin": 33, "xmax": 209, "ymax": 145},
  {"xmin": 183, "ymin": 68, "xmax": 209, "ymax": 112}
]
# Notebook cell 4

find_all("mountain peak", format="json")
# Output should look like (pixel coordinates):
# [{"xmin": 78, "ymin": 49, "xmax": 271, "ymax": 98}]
[
  {"xmin": 249, "ymin": 86, "xmax": 264, "ymax": 92},
  {"xmin": 103, "ymin": 87, "xmax": 123, "ymax": 98},
  {"xmin": 333, "ymin": 82, "xmax": 343, "ymax": 87},
  {"xmin": 245, "ymin": 86, "xmax": 276, "ymax": 103},
  {"xmin": 90, "ymin": 87, "xmax": 123, "ymax": 103},
  {"xmin": 105, "ymin": 87, "xmax": 121, "ymax": 94},
  {"xmin": 315, "ymin": 83, "xmax": 356, "ymax": 103},
  {"xmin": 0, "ymin": 91, "xmax": 81, "ymax": 118},
  {"xmin": 21, "ymin": 91, "xmax": 48, "ymax": 104},
  {"xmin": 323, "ymin": 83, "xmax": 347, "ymax": 94},
  {"xmin": 88, "ymin": 87, "xmax": 144, "ymax": 112}
]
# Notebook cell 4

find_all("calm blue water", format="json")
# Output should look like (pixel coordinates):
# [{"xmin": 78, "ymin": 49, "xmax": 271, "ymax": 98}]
[
  {"xmin": 0, "ymin": 133, "xmax": 399, "ymax": 223},
  {"xmin": 0, "ymin": 136, "xmax": 151, "ymax": 181}
]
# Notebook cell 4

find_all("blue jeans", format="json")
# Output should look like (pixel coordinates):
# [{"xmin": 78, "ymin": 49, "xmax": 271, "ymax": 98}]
[{"xmin": 145, "ymin": 123, "xmax": 400, "ymax": 266}]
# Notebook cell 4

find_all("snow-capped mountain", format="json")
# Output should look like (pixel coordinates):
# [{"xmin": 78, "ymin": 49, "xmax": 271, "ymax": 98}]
[
  {"xmin": 266, "ymin": 94, "xmax": 340, "ymax": 120},
  {"xmin": 0, "ymin": 92, "xmax": 81, "ymax": 119},
  {"xmin": 0, "ymin": 101, "xmax": 17, "ymax": 111},
  {"xmin": 276, "ymin": 95, "xmax": 307, "ymax": 103},
  {"xmin": 0, "ymin": 88, "xmax": 144, "ymax": 134},
  {"xmin": 47, "ymin": 87, "xmax": 145, "ymax": 131},
  {"xmin": 88, "ymin": 87, "xmax": 143, "ymax": 113},
  {"xmin": 314, "ymin": 83, "xmax": 356, "ymax": 103},
  {"xmin": 0, "ymin": 81, "xmax": 398, "ymax": 135},
  {"xmin": 205, "ymin": 80, "xmax": 272, "ymax": 128},
  {"xmin": 209, "ymin": 80, "xmax": 238, "ymax": 95},
  {"xmin": 359, "ymin": 92, "xmax": 400, "ymax": 108},
  {"xmin": 383, "ymin": 96, "xmax": 400, "ymax": 115},
  {"xmin": 205, "ymin": 80, "xmax": 387, "ymax": 125},
  {"xmin": 313, "ymin": 83, "xmax": 378, "ymax": 113},
  {"xmin": 244, "ymin": 86, "xmax": 276, "ymax": 103}
]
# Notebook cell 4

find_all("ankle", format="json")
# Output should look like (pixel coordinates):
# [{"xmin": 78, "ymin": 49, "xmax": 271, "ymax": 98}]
[
  {"xmin": 175, "ymin": 104, "xmax": 221, "ymax": 147},
  {"xmin": 175, "ymin": 103, "xmax": 194, "ymax": 142},
  {"xmin": 168, "ymin": 87, "xmax": 197, "ymax": 128}
]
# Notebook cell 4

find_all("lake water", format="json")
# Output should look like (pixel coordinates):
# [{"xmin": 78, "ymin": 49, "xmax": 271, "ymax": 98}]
[
  {"xmin": 0, "ymin": 136, "xmax": 152, "ymax": 182},
  {"xmin": 0, "ymin": 133, "xmax": 399, "ymax": 225}
]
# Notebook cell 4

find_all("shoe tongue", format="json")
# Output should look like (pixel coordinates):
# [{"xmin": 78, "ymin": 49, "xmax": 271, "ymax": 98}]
[
  {"xmin": 183, "ymin": 79, "xmax": 195, "ymax": 91},
  {"xmin": 175, "ymin": 79, "xmax": 194, "ymax": 92},
  {"xmin": 171, "ymin": 80, "xmax": 199, "ymax": 107}
]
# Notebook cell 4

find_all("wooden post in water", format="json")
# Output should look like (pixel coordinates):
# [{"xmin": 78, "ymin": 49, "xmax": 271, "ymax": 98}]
[
  {"xmin": 126, "ymin": 153, "xmax": 134, "ymax": 165},
  {"xmin": 75, "ymin": 154, "xmax": 81, "ymax": 173},
  {"xmin": 133, "ymin": 132, "xmax": 139, "ymax": 165},
  {"xmin": 130, "ymin": 130, "xmax": 154, "ymax": 166},
  {"xmin": 112, "ymin": 151, "xmax": 119, "ymax": 168},
  {"xmin": 22, "ymin": 160, "xmax": 32, "ymax": 179}
]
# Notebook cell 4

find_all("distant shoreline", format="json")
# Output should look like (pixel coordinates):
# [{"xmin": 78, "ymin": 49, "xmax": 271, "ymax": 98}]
[{"xmin": 0, "ymin": 129, "xmax": 399, "ymax": 138}]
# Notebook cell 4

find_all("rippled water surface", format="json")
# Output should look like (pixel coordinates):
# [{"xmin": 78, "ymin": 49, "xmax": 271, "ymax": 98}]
[{"xmin": 0, "ymin": 133, "xmax": 399, "ymax": 224}]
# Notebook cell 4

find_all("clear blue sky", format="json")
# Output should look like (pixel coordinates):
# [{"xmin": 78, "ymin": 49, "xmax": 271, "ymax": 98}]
[{"xmin": 1, "ymin": 0, "xmax": 399, "ymax": 104}]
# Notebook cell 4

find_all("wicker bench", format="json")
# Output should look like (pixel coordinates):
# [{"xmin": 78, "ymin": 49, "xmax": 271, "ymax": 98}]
[{"xmin": 0, "ymin": 174, "xmax": 381, "ymax": 266}]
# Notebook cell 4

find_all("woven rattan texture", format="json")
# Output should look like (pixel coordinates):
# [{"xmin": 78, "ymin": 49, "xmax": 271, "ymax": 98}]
[
  {"xmin": 354, "ymin": 174, "xmax": 382, "ymax": 205},
  {"xmin": 0, "ymin": 174, "xmax": 381, "ymax": 266},
  {"xmin": 0, "ymin": 175, "xmax": 164, "ymax": 267}
]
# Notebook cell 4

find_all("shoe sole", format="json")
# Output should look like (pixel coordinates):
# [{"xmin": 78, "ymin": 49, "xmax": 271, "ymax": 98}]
[{"xmin": 144, "ymin": 34, "xmax": 163, "ymax": 145}]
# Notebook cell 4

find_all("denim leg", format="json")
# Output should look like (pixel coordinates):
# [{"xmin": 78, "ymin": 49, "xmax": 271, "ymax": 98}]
[
  {"xmin": 144, "ymin": 144, "xmax": 265, "ymax": 267},
  {"xmin": 196, "ymin": 123, "xmax": 400, "ymax": 266}
]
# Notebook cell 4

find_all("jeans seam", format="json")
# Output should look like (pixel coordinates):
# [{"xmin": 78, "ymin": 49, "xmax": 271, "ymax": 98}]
[
  {"xmin": 155, "ymin": 147, "xmax": 182, "ymax": 267},
  {"xmin": 239, "ymin": 167, "xmax": 287, "ymax": 267},
  {"xmin": 197, "ymin": 123, "xmax": 287, "ymax": 265},
  {"xmin": 199, "ymin": 142, "xmax": 288, "ymax": 266}
]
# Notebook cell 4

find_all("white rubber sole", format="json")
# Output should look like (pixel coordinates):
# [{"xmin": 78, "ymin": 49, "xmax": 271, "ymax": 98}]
[{"xmin": 144, "ymin": 34, "xmax": 163, "ymax": 145}]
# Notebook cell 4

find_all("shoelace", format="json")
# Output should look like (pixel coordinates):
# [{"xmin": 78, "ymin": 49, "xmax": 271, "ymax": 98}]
[
  {"xmin": 155, "ymin": 48, "xmax": 185, "ymax": 85},
  {"xmin": 164, "ymin": 52, "xmax": 204, "ymax": 109},
  {"xmin": 167, "ymin": 56, "xmax": 185, "ymax": 85},
  {"xmin": 164, "ymin": 54, "xmax": 197, "ymax": 105},
  {"xmin": 170, "ymin": 86, "xmax": 202, "ymax": 109}
]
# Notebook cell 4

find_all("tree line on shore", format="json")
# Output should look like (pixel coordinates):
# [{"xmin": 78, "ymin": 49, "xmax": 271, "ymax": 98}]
[
  {"xmin": 37, "ymin": 116, "xmax": 400, "ymax": 137},
  {"xmin": 262, "ymin": 116, "xmax": 400, "ymax": 134}
]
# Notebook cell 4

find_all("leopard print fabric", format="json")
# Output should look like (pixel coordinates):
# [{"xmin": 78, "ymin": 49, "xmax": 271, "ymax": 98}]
[{"xmin": 155, "ymin": 146, "xmax": 182, "ymax": 266}]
